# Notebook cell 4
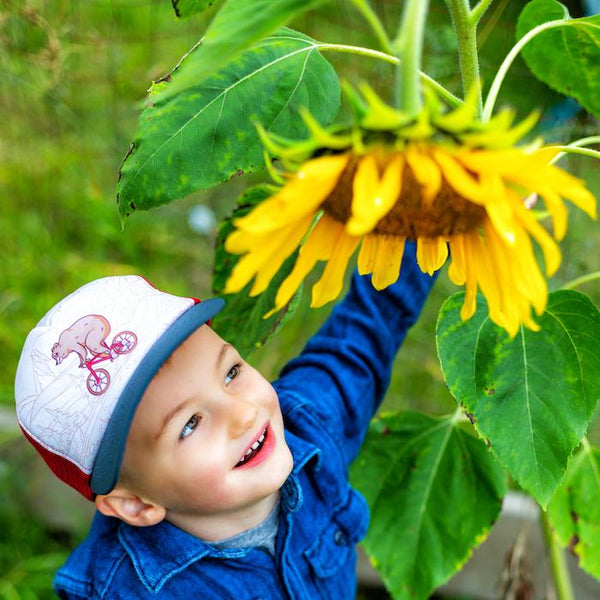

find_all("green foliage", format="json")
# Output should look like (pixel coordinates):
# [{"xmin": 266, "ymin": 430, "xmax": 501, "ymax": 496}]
[
  {"xmin": 517, "ymin": 0, "xmax": 600, "ymax": 119},
  {"xmin": 0, "ymin": 441, "xmax": 74, "ymax": 599},
  {"xmin": 212, "ymin": 186, "xmax": 302, "ymax": 357},
  {"xmin": 548, "ymin": 441, "xmax": 600, "ymax": 580},
  {"xmin": 117, "ymin": 28, "xmax": 340, "ymax": 220},
  {"xmin": 351, "ymin": 411, "xmax": 506, "ymax": 600},
  {"xmin": 158, "ymin": 0, "xmax": 329, "ymax": 99},
  {"xmin": 171, "ymin": 0, "xmax": 215, "ymax": 19},
  {"xmin": 437, "ymin": 291, "xmax": 600, "ymax": 508}
]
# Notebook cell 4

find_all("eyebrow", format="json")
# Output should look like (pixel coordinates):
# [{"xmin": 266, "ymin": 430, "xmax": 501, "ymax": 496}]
[
  {"xmin": 155, "ymin": 397, "xmax": 193, "ymax": 442},
  {"xmin": 217, "ymin": 342, "xmax": 233, "ymax": 372}
]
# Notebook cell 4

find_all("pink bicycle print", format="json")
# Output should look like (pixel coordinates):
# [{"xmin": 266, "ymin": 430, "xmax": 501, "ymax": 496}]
[{"xmin": 85, "ymin": 331, "xmax": 137, "ymax": 396}]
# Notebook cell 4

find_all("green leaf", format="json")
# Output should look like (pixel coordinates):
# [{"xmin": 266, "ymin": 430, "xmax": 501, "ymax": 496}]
[
  {"xmin": 159, "ymin": 0, "xmax": 328, "ymax": 99},
  {"xmin": 171, "ymin": 0, "xmax": 215, "ymax": 19},
  {"xmin": 351, "ymin": 412, "xmax": 506, "ymax": 600},
  {"xmin": 516, "ymin": 0, "xmax": 600, "ymax": 119},
  {"xmin": 211, "ymin": 186, "xmax": 301, "ymax": 357},
  {"xmin": 117, "ymin": 28, "xmax": 339, "ymax": 220},
  {"xmin": 548, "ymin": 441, "xmax": 600, "ymax": 579},
  {"xmin": 436, "ymin": 290, "xmax": 600, "ymax": 507}
]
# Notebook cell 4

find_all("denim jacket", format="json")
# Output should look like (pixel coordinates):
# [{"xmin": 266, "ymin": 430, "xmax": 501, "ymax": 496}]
[{"xmin": 54, "ymin": 243, "xmax": 434, "ymax": 599}]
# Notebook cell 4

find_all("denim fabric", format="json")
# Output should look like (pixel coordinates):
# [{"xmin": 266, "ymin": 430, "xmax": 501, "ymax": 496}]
[{"xmin": 54, "ymin": 242, "xmax": 435, "ymax": 599}]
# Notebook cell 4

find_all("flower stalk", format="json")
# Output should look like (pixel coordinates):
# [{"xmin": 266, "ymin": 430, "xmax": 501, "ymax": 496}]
[
  {"xmin": 393, "ymin": 0, "xmax": 430, "ymax": 114},
  {"xmin": 444, "ymin": 0, "xmax": 483, "ymax": 114},
  {"xmin": 540, "ymin": 509, "xmax": 575, "ymax": 600}
]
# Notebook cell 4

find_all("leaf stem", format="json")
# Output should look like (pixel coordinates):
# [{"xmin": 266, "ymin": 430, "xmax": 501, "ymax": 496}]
[
  {"xmin": 470, "ymin": 0, "xmax": 494, "ymax": 24},
  {"xmin": 394, "ymin": 0, "xmax": 430, "ymax": 115},
  {"xmin": 315, "ymin": 43, "xmax": 463, "ymax": 107},
  {"xmin": 444, "ymin": 0, "xmax": 482, "ymax": 114},
  {"xmin": 540, "ymin": 509, "xmax": 575, "ymax": 600},
  {"xmin": 482, "ymin": 19, "xmax": 570, "ymax": 121},
  {"xmin": 349, "ymin": 0, "xmax": 394, "ymax": 55},
  {"xmin": 562, "ymin": 271, "xmax": 600, "ymax": 291},
  {"xmin": 547, "ymin": 135, "xmax": 600, "ymax": 165},
  {"xmin": 547, "ymin": 146, "xmax": 600, "ymax": 162}
]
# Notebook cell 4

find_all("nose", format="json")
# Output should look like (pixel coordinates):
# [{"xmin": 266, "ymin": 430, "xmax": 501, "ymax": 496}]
[{"xmin": 226, "ymin": 396, "xmax": 258, "ymax": 439}]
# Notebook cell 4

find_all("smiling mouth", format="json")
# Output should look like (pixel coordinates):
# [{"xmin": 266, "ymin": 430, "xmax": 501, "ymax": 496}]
[{"xmin": 235, "ymin": 426, "xmax": 268, "ymax": 468}]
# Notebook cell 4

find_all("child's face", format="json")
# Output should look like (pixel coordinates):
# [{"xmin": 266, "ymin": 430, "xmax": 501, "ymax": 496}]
[{"xmin": 120, "ymin": 324, "xmax": 293, "ymax": 525}]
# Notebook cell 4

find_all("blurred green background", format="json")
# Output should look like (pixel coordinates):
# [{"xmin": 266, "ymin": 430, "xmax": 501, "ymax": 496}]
[{"xmin": 1, "ymin": 0, "xmax": 598, "ymax": 597}]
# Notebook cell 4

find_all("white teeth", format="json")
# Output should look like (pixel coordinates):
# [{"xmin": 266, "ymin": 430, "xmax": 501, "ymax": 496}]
[{"xmin": 237, "ymin": 428, "xmax": 268, "ymax": 466}]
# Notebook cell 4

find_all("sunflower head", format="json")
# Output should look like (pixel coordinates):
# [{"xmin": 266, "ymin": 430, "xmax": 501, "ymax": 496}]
[{"xmin": 225, "ymin": 84, "xmax": 596, "ymax": 336}]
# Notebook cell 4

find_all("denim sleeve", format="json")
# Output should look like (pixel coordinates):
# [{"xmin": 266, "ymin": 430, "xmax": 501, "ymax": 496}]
[{"xmin": 274, "ymin": 241, "xmax": 436, "ymax": 466}]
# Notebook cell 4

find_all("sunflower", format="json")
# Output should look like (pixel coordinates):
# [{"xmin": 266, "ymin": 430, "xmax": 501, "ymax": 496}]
[{"xmin": 224, "ymin": 85, "xmax": 596, "ymax": 337}]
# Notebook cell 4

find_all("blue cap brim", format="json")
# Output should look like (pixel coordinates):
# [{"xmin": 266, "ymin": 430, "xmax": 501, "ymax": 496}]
[{"xmin": 90, "ymin": 298, "xmax": 225, "ymax": 496}]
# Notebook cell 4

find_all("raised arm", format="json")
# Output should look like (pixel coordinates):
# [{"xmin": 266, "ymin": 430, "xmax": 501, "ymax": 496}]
[{"xmin": 273, "ymin": 241, "xmax": 436, "ymax": 466}]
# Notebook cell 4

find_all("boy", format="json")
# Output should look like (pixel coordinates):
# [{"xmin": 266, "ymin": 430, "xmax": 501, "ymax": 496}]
[{"xmin": 15, "ymin": 242, "xmax": 434, "ymax": 599}]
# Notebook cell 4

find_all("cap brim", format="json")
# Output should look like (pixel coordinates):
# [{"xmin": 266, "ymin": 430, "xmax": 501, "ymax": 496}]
[{"xmin": 90, "ymin": 298, "xmax": 225, "ymax": 495}]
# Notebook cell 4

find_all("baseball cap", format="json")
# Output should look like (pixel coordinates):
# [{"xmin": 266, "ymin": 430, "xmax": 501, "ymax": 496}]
[{"xmin": 14, "ymin": 276, "xmax": 224, "ymax": 500}]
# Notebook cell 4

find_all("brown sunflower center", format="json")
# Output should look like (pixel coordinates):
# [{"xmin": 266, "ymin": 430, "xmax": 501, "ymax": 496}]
[{"xmin": 321, "ymin": 155, "xmax": 486, "ymax": 238}]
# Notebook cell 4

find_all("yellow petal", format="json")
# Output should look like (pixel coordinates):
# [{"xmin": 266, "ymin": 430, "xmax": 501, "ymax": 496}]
[
  {"xmin": 537, "ymin": 187, "xmax": 568, "ymax": 241},
  {"xmin": 416, "ymin": 237, "xmax": 448, "ymax": 275},
  {"xmin": 513, "ymin": 198, "xmax": 562, "ymax": 277},
  {"xmin": 460, "ymin": 232, "xmax": 478, "ymax": 321},
  {"xmin": 540, "ymin": 167, "xmax": 597, "ymax": 219},
  {"xmin": 357, "ymin": 233, "xmax": 378, "ymax": 275},
  {"xmin": 224, "ymin": 219, "xmax": 307, "ymax": 295},
  {"xmin": 467, "ymin": 232, "xmax": 504, "ymax": 326},
  {"xmin": 268, "ymin": 215, "xmax": 335, "ymax": 313},
  {"xmin": 455, "ymin": 148, "xmax": 527, "ymax": 175},
  {"xmin": 312, "ymin": 218, "xmax": 360, "ymax": 307},
  {"xmin": 447, "ymin": 235, "xmax": 466, "ymax": 285},
  {"xmin": 361, "ymin": 234, "xmax": 406, "ymax": 290},
  {"xmin": 433, "ymin": 149, "xmax": 485, "ymax": 205},
  {"xmin": 500, "ymin": 159, "xmax": 597, "ymax": 222},
  {"xmin": 249, "ymin": 214, "xmax": 315, "ymax": 296},
  {"xmin": 405, "ymin": 146, "xmax": 441, "ymax": 206},
  {"xmin": 225, "ymin": 228, "xmax": 259, "ymax": 254},
  {"xmin": 234, "ymin": 154, "xmax": 350, "ymax": 235},
  {"xmin": 484, "ymin": 218, "xmax": 545, "ymax": 311},
  {"xmin": 478, "ymin": 220, "xmax": 544, "ymax": 335},
  {"xmin": 479, "ymin": 173, "xmax": 520, "ymax": 245},
  {"xmin": 347, "ymin": 154, "xmax": 403, "ymax": 236}
]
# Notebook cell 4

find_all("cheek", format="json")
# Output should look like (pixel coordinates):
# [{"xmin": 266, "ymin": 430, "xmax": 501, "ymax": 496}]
[
  {"xmin": 256, "ymin": 379, "xmax": 281, "ymax": 412},
  {"xmin": 166, "ymin": 450, "xmax": 232, "ymax": 505}
]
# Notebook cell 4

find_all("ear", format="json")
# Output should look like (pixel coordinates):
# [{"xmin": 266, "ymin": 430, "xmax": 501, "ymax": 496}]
[{"xmin": 95, "ymin": 487, "xmax": 166, "ymax": 527}]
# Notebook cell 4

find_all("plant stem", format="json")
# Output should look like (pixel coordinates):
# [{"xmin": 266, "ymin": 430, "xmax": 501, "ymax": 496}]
[
  {"xmin": 470, "ymin": 0, "xmax": 495, "ymax": 24},
  {"xmin": 393, "ymin": 0, "xmax": 430, "ymax": 115},
  {"xmin": 540, "ymin": 509, "xmax": 575, "ymax": 600},
  {"xmin": 444, "ymin": 0, "xmax": 482, "ymax": 115},
  {"xmin": 547, "ymin": 146, "xmax": 600, "ymax": 162},
  {"xmin": 316, "ymin": 43, "xmax": 463, "ymax": 107},
  {"xmin": 547, "ymin": 135, "xmax": 600, "ymax": 165},
  {"xmin": 562, "ymin": 271, "xmax": 600, "ymax": 291},
  {"xmin": 482, "ymin": 19, "xmax": 569, "ymax": 121},
  {"xmin": 349, "ymin": 0, "xmax": 394, "ymax": 55}
]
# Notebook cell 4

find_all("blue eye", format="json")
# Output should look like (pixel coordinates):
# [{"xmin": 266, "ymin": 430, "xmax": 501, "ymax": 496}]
[
  {"xmin": 225, "ymin": 364, "xmax": 241, "ymax": 384},
  {"xmin": 180, "ymin": 415, "xmax": 200, "ymax": 440}
]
